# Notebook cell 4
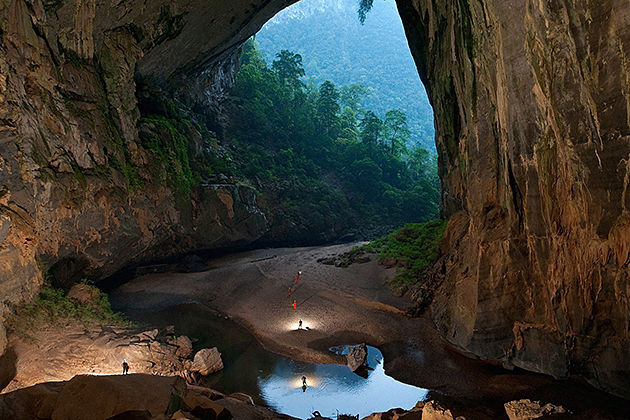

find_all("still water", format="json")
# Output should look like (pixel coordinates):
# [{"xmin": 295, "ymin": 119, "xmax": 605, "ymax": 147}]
[{"xmin": 125, "ymin": 303, "xmax": 428, "ymax": 419}]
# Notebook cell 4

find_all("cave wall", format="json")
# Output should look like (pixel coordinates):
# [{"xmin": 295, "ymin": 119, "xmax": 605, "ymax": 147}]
[
  {"xmin": 397, "ymin": 0, "xmax": 630, "ymax": 397},
  {"xmin": 0, "ymin": 0, "xmax": 299, "ymax": 310}
]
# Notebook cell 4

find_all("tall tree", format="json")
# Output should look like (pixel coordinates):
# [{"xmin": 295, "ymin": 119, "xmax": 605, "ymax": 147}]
[
  {"xmin": 272, "ymin": 50, "xmax": 305, "ymax": 88},
  {"xmin": 383, "ymin": 109, "xmax": 410, "ymax": 156},
  {"xmin": 340, "ymin": 84, "xmax": 370, "ymax": 115},
  {"xmin": 359, "ymin": 111, "xmax": 382, "ymax": 147},
  {"xmin": 316, "ymin": 80, "xmax": 340, "ymax": 136},
  {"xmin": 241, "ymin": 38, "xmax": 266, "ymax": 69}
]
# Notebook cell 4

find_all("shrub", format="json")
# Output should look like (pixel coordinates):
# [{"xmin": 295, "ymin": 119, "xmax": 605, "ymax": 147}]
[
  {"xmin": 6, "ymin": 286, "xmax": 130, "ymax": 339},
  {"xmin": 363, "ymin": 218, "xmax": 447, "ymax": 285}
]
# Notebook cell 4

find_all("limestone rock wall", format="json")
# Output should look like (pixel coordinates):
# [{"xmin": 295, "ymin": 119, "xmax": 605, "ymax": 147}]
[
  {"xmin": 0, "ymin": 0, "xmax": 293, "ymax": 309},
  {"xmin": 397, "ymin": 0, "xmax": 630, "ymax": 397}
]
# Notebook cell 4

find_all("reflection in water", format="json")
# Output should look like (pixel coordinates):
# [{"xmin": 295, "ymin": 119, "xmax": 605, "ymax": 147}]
[
  {"xmin": 258, "ymin": 346, "xmax": 428, "ymax": 419},
  {"xmin": 123, "ymin": 304, "xmax": 428, "ymax": 419}
]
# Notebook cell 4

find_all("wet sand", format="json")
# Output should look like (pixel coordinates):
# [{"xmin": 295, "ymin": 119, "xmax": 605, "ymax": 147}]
[{"xmin": 110, "ymin": 244, "xmax": 630, "ymax": 419}]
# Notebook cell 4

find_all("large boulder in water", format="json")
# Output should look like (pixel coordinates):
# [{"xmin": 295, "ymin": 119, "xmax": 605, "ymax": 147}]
[
  {"xmin": 191, "ymin": 348, "xmax": 224, "ymax": 376},
  {"xmin": 346, "ymin": 343, "xmax": 367, "ymax": 372}
]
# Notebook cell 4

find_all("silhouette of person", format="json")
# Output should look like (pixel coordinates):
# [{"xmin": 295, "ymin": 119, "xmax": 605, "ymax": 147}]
[
  {"xmin": 302, "ymin": 375, "xmax": 307, "ymax": 386},
  {"xmin": 302, "ymin": 384, "xmax": 307, "ymax": 392},
  {"xmin": 298, "ymin": 319, "xmax": 303, "ymax": 329},
  {"xmin": 122, "ymin": 359, "xmax": 129, "ymax": 375}
]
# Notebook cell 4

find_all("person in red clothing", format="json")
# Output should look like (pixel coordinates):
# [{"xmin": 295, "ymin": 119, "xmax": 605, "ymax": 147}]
[
  {"xmin": 295, "ymin": 271, "xmax": 302, "ymax": 284},
  {"xmin": 292, "ymin": 300, "xmax": 297, "ymax": 310}
]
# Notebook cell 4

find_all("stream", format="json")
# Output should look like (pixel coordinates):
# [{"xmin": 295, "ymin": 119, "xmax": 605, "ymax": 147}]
[{"xmin": 122, "ymin": 303, "xmax": 428, "ymax": 419}]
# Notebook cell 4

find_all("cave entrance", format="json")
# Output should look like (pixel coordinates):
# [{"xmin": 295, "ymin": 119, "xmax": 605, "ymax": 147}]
[{"xmin": 222, "ymin": 0, "xmax": 439, "ymax": 245}]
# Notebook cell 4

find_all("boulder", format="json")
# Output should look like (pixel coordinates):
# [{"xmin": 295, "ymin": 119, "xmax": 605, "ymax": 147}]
[
  {"xmin": 421, "ymin": 401, "xmax": 455, "ymax": 420},
  {"xmin": 66, "ymin": 284, "xmax": 100, "ymax": 304},
  {"xmin": 346, "ymin": 343, "xmax": 367, "ymax": 372},
  {"xmin": 175, "ymin": 336, "xmax": 193, "ymax": 359},
  {"xmin": 191, "ymin": 348, "xmax": 224, "ymax": 376},
  {"xmin": 504, "ymin": 399, "xmax": 567, "ymax": 420},
  {"xmin": 139, "ymin": 329, "xmax": 159, "ymax": 341},
  {"xmin": 171, "ymin": 410, "xmax": 199, "ymax": 420},
  {"xmin": 49, "ymin": 374, "xmax": 187, "ymax": 420}
]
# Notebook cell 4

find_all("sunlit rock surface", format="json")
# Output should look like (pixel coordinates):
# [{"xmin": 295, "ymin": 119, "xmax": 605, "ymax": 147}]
[{"xmin": 397, "ymin": 0, "xmax": 630, "ymax": 397}]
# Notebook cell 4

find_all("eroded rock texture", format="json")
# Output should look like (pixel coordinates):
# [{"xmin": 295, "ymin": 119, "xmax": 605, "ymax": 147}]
[
  {"xmin": 0, "ymin": 0, "xmax": 292, "ymax": 309},
  {"xmin": 397, "ymin": 0, "xmax": 630, "ymax": 397}
]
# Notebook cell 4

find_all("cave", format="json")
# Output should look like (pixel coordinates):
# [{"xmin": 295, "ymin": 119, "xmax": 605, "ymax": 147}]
[{"xmin": 0, "ymin": 0, "xmax": 629, "ymax": 417}]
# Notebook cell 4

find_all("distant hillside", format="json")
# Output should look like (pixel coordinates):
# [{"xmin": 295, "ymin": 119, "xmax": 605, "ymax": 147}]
[{"xmin": 255, "ymin": 0, "xmax": 435, "ymax": 151}]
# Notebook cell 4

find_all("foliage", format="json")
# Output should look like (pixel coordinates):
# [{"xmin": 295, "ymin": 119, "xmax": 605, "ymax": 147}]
[
  {"xmin": 228, "ymin": 40, "xmax": 440, "ymax": 230},
  {"xmin": 273, "ymin": 50, "xmax": 306, "ymax": 89},
  {"xmin": 255, "ymin": 0, "xmax": 435, "ymax": 150},
  {"xmin": 362, "ymin": 219, "xmax": 447, "ymax": 285},
  {"xmin": 383, "ymin": 110, "xmax": 410, "ymax": 156},
  {"xmin": 139, "ymin": 115, "xmax": 199, "ymax": 197},
  {"xmin": 358, "ymin": 0, "xmax": 374, "ymax": 24},
  {"xmin": 6, "ymin": 286, "xmax": 130, "ymax": 339}
]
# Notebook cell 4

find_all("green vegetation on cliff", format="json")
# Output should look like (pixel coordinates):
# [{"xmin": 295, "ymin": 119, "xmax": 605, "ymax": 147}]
[
  {"xmin": 363, "ymin": 219, "xmax": 446, "ymax": 285},
  {"xmin": 6, "ymin": 286, "xmax": 129, "ymax": 339}
]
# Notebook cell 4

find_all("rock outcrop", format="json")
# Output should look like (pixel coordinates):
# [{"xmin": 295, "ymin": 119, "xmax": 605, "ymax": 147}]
[
  {"xmin": 190, "ymin": 347, "xmax": 224, "ymax": 377},
  {"xmin": 3, "ymin": 323, "xmax": 211, "ymax": 393},
  {"xmin": 503, "ymin": 399, "xmax": 566, "ymax": 420},
  {"xmin": 346, "ymin": 343, "xmax": 367, "ymax": 372},
  {"xmin": 0, "ymin": 0, "xmax": 284, "ymax": 311},
  {"xmin": 397, "ymin": 0, "xmax": 630, "ymax": 397},
  {"xmin": 0, "ymin": 374, "xmax": 295, "ymax": 420}
]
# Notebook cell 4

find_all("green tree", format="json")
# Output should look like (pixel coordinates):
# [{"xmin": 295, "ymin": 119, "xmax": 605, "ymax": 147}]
[
  {"xmin": 316, "ymin": 80, "xmax": 340, "ymax": 136},
  {"xmin": 383, "ymin": 109, "xmax": 410, "ymax": 156},
  {"xmin": 272, "ymin": 50, "xmax": 305, "ymax": 88},
  {"xmin": 358, "ymin": 0, "xmax": 374, "ymax": 24},
  {"xmin": 359, "ymin": 110, "xmax": 382, "ymax": 147},
  {"xmin": 340, "ymin": 84, "xmax": 370, "ymax": 114},
  {"xmin": 241, "ymin": 38, "xmax": 266, "ymax": 69}
]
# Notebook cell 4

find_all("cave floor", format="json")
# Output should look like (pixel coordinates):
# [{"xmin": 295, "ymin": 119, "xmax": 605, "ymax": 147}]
[{"xmin": 107, "ymin": 243, "xmax": 630, "ymax": 419}]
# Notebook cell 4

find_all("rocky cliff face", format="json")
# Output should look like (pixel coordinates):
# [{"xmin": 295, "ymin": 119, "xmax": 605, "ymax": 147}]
[
  {"xmin": 1, "ymin": 0, "xmax": 629, "ymax": 400},
  {"xmin": 0, "ymin": 0, "xmax": 293, "ymax": 309},
  {"xmin": 397, "ymin": 0, "xmax": 630, "ymax": 397}
]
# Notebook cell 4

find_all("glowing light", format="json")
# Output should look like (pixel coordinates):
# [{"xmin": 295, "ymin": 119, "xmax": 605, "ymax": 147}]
[
  {"xmin": 282, "ymin": 318, "xmax": 317, "ymax": 331},
  {"xmin": 290, "ymin": 375, "xmax": 320, "ymax": 389}
]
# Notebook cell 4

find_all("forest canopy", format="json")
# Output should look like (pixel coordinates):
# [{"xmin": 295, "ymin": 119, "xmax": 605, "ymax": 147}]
[{"xmin": 226, "ymin": 39, "xmax": 440, "ymax": 237}]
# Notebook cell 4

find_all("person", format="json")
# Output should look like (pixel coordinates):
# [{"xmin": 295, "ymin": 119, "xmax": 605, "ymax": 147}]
[
  {"xmin": 298, "ymin": 319, "xmax": 303, "ymax": 329},
  {"xmin": 302, "ymin": 384, "xmax": 307, "ymax": 392},
  {"xmin": 288, "ymin": 287, "xmax": 292, "ymax": 297},
  {"xmin": 301, "ymin": 374, "xmax": 307, "ymax": 386},
  {"xmin": 295, "ymin": 271, "xmax": 302, "ymax": 284},
  {"xmin": 122, "ymin": 359, "xmax": 129, "ymax": 375},
  {"xmin": 292, "ymin": 300, "xmax": 297, "ymax": 310}
]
